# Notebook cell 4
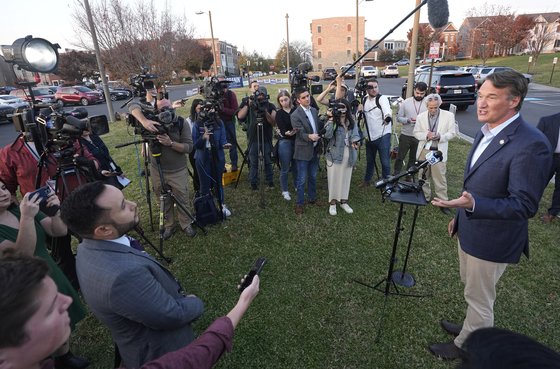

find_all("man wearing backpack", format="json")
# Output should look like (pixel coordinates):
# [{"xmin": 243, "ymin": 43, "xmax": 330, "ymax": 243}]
[{"xmin": 357, "ymin": 78, "xmax": 393, "ymax": 185}]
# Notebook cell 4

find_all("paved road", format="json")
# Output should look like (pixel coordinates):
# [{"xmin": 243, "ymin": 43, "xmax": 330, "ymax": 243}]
[{"xmin": 2, "ymin": 79, "xmax": 559, "ymax": 148}]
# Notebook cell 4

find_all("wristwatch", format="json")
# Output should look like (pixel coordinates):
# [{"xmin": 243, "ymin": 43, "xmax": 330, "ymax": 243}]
[{"xmin": 169, "ymin": 140, "xmax": 174, "ymax": 147}]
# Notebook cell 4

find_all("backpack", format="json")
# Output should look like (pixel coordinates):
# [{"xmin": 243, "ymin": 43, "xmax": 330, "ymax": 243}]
[{"xmin": 193, "ymin": 193, "xmax": 221, "ymax": 226}]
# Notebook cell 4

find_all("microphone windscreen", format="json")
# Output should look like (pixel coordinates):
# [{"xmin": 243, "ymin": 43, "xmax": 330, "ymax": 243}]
[{"xmin": 427, "ymin": 0, "xmax": 449, "ymax": 29}]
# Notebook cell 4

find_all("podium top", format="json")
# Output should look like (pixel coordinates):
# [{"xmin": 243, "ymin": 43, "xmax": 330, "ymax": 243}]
[{"xmin": 388, "ymin": 188, "xmax": 427, "ymax": 206}]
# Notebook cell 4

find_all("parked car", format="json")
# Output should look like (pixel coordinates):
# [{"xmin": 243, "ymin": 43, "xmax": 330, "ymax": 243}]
[
  {"xmin": 380, "ymin": 65, "xmax": 399, "ymax": 78},
  {"xmin": 0, "ymin": 86, "xmax": 17, "ymax": 95},
  {"xmin": 414, "ymin": 65, "xmax": 433, "ymax": 75},
  {"xmin": 419, "ymin": 57, "xmax": 442, "ymax": 63},
  {"xmin": 10, "ymin": 87, "xmax": 56, "ymax": 104},
  {"xmin": 402, "ymin": 71, "xmax": 477, "ymax": 111},
  {"xmin": 395, "ymin": 59, "xmax": 410, "ymax": 66},
  {"xmin": 55, "ymin": 86, "xmax": 104, "ymax": 106},
  {"xmin": 0, "ymin": 95, "xmax": 29, "ymax": 109},
  {"xmin": 98, "ymin": 87, "xmax": 131, "ymax": 101},
  {"xmin": 322, "ymin": 67, "xmax": 337, "ymax": 80},
  {"xmin": 473, "ymin": 66, "xmax": 533, "ymax": 85},
  {"xmin": 360, "ymin": 66, "xmax": 378, "ymax": 78},
  {"xmin": 0, "ymin": 104, "xmax": 15, "ymax": 124},
  {"xmin": 341, "ymin": 66, "xmax": 356, "ymax": 79}
]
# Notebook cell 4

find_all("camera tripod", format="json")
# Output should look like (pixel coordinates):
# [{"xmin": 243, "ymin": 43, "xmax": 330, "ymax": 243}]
[
  {"xmin": 354, "ymin": 177, "xmax": 427, "ymax": 342},
  {"xmin": 198, "ymin": 118, "xmax": 226, "ymax": 219},
  {"xmin": 236, "ymin": 112, "xmax": 267, "ymax": 209}
]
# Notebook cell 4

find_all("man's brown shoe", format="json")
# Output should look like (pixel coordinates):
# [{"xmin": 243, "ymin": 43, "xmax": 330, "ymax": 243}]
[
  {"xmin": 358, "ymin": 181, "xmax": 370, "ymax": 188},
  {"xmin": 295, "ymin": 205, "xmax": 304, "ymax": 215},
  {"xmin": 440, "ymin": 319, "xmax": 462, "ymax": 336},
  {"xmin": 428, "ymin": 342, "xmax": 464, "ymax": 360},
  {"xmin": 541, "ymin": 213, "xmax": 558, "ymax": 224}
]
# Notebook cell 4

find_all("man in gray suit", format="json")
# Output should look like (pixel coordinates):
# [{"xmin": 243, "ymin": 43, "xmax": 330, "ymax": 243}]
[
  {"xmin": 291, "ymin": 88, "xmax": 324, "ymax": 215},
  {"xmin": 60, "ymin": 182, "xmax": 204, "ymax": 368}
]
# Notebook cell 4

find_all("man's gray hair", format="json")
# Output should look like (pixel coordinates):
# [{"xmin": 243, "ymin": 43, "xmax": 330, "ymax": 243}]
[{"xmin": 425, "ymin": 93, "xmax": 442, "ymax": 106}]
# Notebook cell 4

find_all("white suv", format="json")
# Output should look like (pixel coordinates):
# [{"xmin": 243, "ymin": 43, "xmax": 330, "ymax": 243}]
[
  {"xmin": 380, "ymin": 65, "xmax": 399, "ymax": 78},
  {"xmin": 360, "ymin": 66, "xmax": 378, "ymax": 78}
]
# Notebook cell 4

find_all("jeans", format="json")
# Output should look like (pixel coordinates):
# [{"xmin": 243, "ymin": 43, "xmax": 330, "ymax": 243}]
[
  {"xmin": 224, "ymin": 120, "xmax": 238, "ymax": 168},
  {"xmin": 393, "ymin": 134, "xmax": 419, "ymax": 174},
  {"xmin": 296, "ymin": 154, "xmax": 319, "ymax": 206},
  {"xmin": 249, "ymin": 141, "xmax": 273, "ymax": 186},
  {"xmin": 364, "ymin": 133, "xmax": 391, "ymax": 181},
  {"xmin": 278, "ymin": 139, "xmax": 297, "ymax": 192}
]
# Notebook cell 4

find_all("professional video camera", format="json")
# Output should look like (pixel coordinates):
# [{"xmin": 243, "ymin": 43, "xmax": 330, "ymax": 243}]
[
  {"xmin": 129, "ymin": 67, "xmax": 158, "ymax": 97},
  {"xmin": 289, "ymin": 62, "xmax": 320, "ymax": 92},
  {"xmin": 126, "ymin": 102, "xmax": 179, "ymax": 141},
  {"xmin": 197, "ymin": 77, "xmax": 231, "ymax": 131},
  {"xmin": 354, "ymin": 76, "xmax": 370, "ymax": 96},
  {"xmin": 249, "ymin": 87, "xmax": 270, "ymax": 114}
]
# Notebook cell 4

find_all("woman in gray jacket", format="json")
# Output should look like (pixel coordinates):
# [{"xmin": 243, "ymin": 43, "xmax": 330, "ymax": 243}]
[{"xmin": 323, "ymin": 99, "xmax": 361, "ymax": 215}]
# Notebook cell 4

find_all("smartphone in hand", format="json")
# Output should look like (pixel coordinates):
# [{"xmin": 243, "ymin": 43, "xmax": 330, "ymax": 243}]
[
  {"xmin": 238, "ymin": 257, "xmax": 266, "ymax": 293},
  {"xmin": 29, "ymin": 186, "xmax": 59, "ymax": 216}
]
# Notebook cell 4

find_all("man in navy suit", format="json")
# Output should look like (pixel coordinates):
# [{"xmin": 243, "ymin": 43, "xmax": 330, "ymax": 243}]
[
  {"xmin": 291, "ymin": 88, "xmax": 324, "ymax": 215},
  {"xmin": 60, "ymin": 182, "xmax": 204, "ymax": 368},
  {"xmin": 537, "ymin": 112, "xmax": 560, "ymax": 223},
  {"xmin": 430, "ymin": 70, "xmax": 552, "ymax": 360}
]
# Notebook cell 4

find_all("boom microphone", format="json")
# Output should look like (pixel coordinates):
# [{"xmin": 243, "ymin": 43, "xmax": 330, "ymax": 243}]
[{"xmin": 427, "ymin": 0, "xmax": 449, "ymax": 29}]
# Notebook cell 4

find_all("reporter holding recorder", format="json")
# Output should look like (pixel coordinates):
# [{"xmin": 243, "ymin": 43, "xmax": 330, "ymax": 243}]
[{"xmin": 0, "ymin": 251, "xmax": 260, "ymax": 369}]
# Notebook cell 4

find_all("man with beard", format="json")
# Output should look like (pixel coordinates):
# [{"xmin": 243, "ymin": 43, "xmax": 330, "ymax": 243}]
[
  {"xmin": 60, "ymin": 182, "xmax": 204, "ymax": 368},
  {"xmin": 394, "ymin": 81, "xmax": 428, "ymax": 175}
]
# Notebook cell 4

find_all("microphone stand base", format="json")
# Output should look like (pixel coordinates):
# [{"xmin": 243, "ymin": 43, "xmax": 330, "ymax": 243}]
[{"xmin": 392, "ymin": 270, "xmax": 415, "ymax": 287}]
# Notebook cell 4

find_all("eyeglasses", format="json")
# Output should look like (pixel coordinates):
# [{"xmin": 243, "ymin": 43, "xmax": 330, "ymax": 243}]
[{"xmin": 367, "ymin": 85, "xmax": 377, "ymax": 90}]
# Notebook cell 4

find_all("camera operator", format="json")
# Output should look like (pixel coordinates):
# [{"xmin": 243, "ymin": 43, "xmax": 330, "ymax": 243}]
[
  {"xmin": 317, "ymin": 75, "xmax": 356, "ymax": 110},
  {"xmin": 217, "ymin": 75, "xmax": 240, "ymax": 171},
  {"xmin": 237, "ymin": 80, "xmax": 277, "ymax": 190},
  {"xmin": 356, "ymin": 78, "xmax": 393, "ymax": 185},
  {"xmin": 192, "ymin": 103, "xmax": 232, "ymax": 217},
  {"xmin": 128, "ymin": 97, "xmax": 196, "ymax": 238}
]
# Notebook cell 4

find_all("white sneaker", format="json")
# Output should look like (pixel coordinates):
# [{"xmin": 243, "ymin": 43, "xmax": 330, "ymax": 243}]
[
  {"xmin": 222, "ymin": 204, "xmax": 231, "ymax": 217},
  {"xmin": 282, "ymin": 191, "xmax": 291, "ymax": 201},
  {"xmin": 329, "ymin": 204, "xmax": 337, "ymax": 216},
  {"xmin": 340, "ymin": 203, "xmax": 353, "ymax": 214}
]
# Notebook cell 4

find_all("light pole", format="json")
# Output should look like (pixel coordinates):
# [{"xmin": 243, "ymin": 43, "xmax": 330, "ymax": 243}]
[
  {"xmin": 196, "ymin": 10, "xmax": 219, "ymax": 76},
  {"xmin": 286, "ymin": 13, "xmax": 290, "ymax": 76}
]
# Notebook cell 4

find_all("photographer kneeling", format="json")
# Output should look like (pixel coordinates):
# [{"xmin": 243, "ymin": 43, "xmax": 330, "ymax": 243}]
[
  {"xmin": 237, "ymin": 81, "xmax": 277, "ymax": 191},
  {"xmin": 129, "ymin": 97, "xmax": 196, "ymax": 238}
]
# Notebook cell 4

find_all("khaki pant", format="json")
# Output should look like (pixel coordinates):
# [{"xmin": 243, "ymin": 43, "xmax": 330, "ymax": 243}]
[
  {"xmin": 151, "ymin": 167, "xmax": 192, "ymax": 231},
  {"xmin": 454, "ymin": 243, "xmax": 508, "ymax": 348},
  {"xmin": 418, "ymin": 148, "xmax": 448, "ymax": 201}
]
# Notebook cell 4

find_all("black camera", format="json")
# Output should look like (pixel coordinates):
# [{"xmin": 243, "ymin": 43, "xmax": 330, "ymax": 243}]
[
  {"xmin": 328, "ymin": 100, "xmax": 347, "ymax": 118},
  {"xmin": 127, "ymin": 104, "xmax": 178, "ymax": 139},
  {"xmin": 290, "ymin": 62, "xmax": 320, "ymax": 91},
  {"xmin": 250, "ymin": 88, "xmax": 270, "ymax": 113},
  {"xmin": 355, "ymin": 77, "xmax": 369, "ymax": 94},
  {"xmin": 129, "ymin": 67, "xmax": 158, "ymax": 97}
]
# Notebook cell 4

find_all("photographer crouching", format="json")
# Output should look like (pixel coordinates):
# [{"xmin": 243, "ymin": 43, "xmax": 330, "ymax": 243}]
[
  {"xmin": 129, "ymin": 94, "xmax": 196, "ymax": 238},
  {"xmin": 237, "ymin": 81, "xmax": 276, "ymax": 191}
]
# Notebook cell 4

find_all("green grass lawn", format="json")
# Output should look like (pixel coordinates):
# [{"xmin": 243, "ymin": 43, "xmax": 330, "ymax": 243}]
[{"xmin": 71, "ymin": 95, "xmax": 559, "ymax": 369}]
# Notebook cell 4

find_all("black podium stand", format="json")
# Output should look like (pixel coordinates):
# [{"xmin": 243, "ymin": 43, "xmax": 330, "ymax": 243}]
[{"xmin": 354, "ymin": 183, "xmax": 427, "ymax": 341}]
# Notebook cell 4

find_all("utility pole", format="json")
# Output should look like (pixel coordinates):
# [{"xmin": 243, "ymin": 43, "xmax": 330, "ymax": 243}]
[
  {"xmin": 286, "ymin": 13, "xmax": 290, "ymax": 76},
  {"xmin": 83, "ymin": 0, "xmax": 115, "ymax": 121},
  {"xmin": 406, "ymin": 0, "xmax": 421, "ymax": 98}
]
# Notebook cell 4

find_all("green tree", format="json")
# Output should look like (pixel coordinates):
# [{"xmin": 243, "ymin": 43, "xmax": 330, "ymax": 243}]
[{"xmin": 57, "ymin": 50, "xmax": 98, "ymax": 84}]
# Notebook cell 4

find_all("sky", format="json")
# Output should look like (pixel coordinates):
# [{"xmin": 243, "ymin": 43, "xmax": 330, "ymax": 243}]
[{"xmin": 2, "ymin": 0, "xmax": 560, "ymax": 59}]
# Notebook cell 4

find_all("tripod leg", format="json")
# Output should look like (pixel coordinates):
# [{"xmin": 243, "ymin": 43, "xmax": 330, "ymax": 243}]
[
  {"xmin": 234, "ymin": 148, "xmax": 249, "ymax": 190},
  {"xmin": 144, "ymin": 144, "xmax": 154, "ymax": 231},
  {"xmin": 133, "ymin": 225, "xmax": 172, "ymax": 264}
]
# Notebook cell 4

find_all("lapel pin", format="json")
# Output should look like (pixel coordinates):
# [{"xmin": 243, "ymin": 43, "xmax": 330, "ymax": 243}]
[{"xmin": 499, "ymin": 139, "xmax": 505, "ymax": 145}]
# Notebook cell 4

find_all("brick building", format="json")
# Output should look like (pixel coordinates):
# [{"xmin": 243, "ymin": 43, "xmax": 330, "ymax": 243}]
[
  {"xmin": 310, "ymin": 16, "xmax": 366, "ymax": 71},
  {"xmin": 197, "ymin": 38, "xmax": 239, "ymax": 76}
]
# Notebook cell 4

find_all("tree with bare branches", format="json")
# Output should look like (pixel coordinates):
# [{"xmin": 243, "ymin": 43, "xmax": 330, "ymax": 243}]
[
  {"xmin": 71, "ymin": 0, "xmax": 207, "ymax": 84},
  {"xmin": 527, "ymin": 17, "xmax": 557, "ymax": 65}
]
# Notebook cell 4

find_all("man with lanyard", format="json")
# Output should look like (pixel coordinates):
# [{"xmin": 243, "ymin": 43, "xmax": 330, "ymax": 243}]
[
  {"xmin": 394, "ymin": 81, "xmax": 428, "ymax": 175},
  {"xmin": 357, "ymin": 78, "xmax": 392, "ymax": 186}
]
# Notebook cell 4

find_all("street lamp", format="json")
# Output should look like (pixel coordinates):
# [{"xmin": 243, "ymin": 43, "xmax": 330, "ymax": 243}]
[{"xmin": 196, "ymin": 10, "xmax": 219, "ymax": 76}]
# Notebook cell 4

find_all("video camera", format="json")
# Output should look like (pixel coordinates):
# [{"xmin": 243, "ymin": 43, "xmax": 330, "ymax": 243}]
[
  {"xmin": 126, "ymin": 102, "xmax": 179, "ymax": 140},
  {"xmin": 197, "ymin": 77, "xmax": 231, "ymax": 129},
  {"xmin": 290, "ymin": 62, "xmax": 320, "ymax": 91},
  {"xmin": 328, "ymin": 100, "xmax": 347, "ymax": 119},
  {"xmin": 354, "ymin": 77, "xmax": 370, "ymax": 95},
  {"xmin": 129, "ymin": 67, "xmax": 158, "ymax": 98},
  {"xmin": 249, "ymin": 87, "xmax": 270, "ymax": 114}
]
